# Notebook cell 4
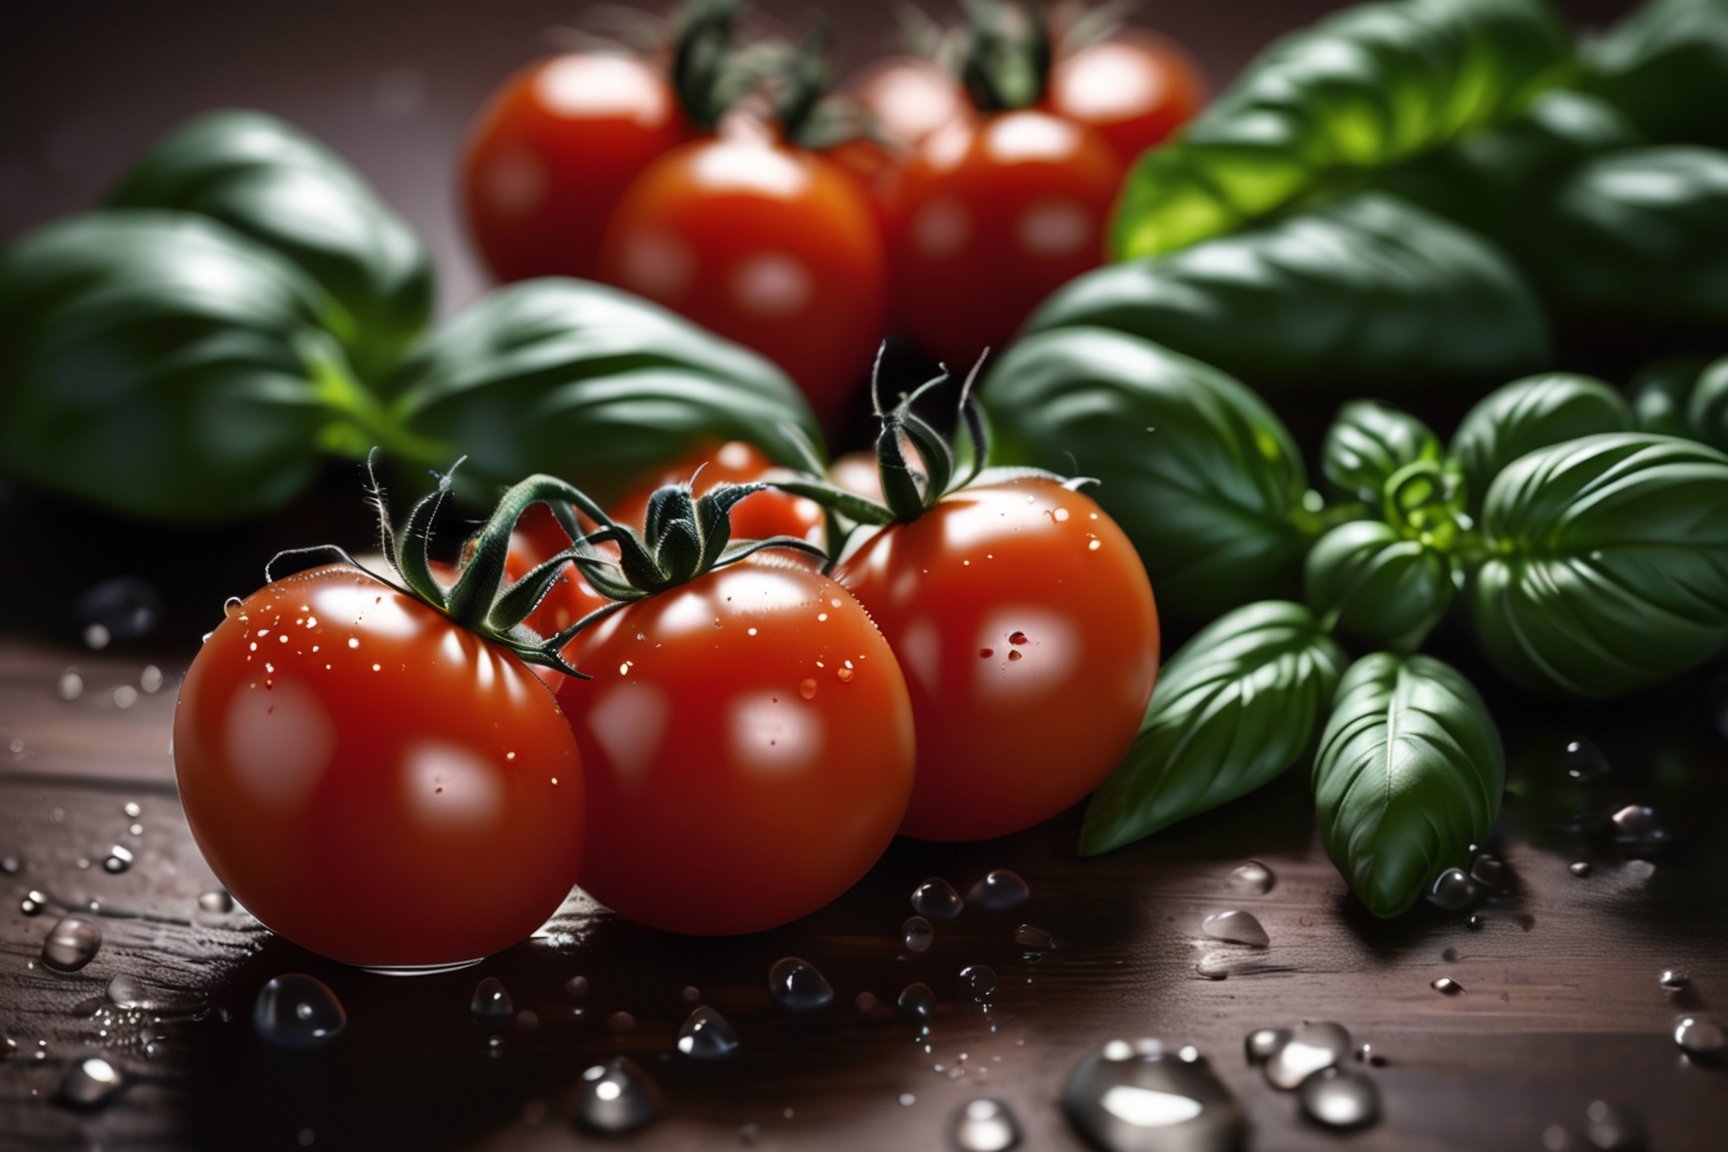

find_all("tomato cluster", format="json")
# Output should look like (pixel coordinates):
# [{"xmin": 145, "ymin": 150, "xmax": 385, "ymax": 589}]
[{"xmin": 460, "ymin": 0, "xmax": 1205, "ymax": 434}]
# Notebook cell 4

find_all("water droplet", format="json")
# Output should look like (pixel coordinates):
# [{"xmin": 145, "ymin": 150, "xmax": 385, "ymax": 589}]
[
  {"xmin": 1468, "ymin": 853, "xmax": 1506, "ymax": 889},
  {"xmin": 1610, "ymin": 805, "xmax": 1668, "ymax": 848},
  {"xmin": 798, "ymin": 678, "xmax": 818, "ymax": 699},
  {"xmin": 42, "ymin": 917, "xmax": 102, "ymax": 971},
  {"xmin": 122, "ymin": 802, "xmax": 142, "ymax": 819},
  {"xmin": 1225, "ymin": 861, "xmax": 1274, "ymax": 895},
  {"xmin": 1264, "ymin": 1022, "xmax": 1351, "ymax": 1089},
  {"xmin": 112, "ymin": 685, "xmax": 138, "ymax": 709},
  {"xmin": 1466, "ymin": 914, "xmax": 1485, "ymax": 930},
  {"xmin": 1354, "ymin": 1042, "xmax": 1386, "ymax": 1067},
  {"xmin": 607, "ymin": 1010, "xmax": 636, "ymax": 1033},
  {"xmin": 576, "ymin": 1058, "xmax": 662, "ymax": 1134},
  {"xmin": 682, "ymin": 985, "xmax": 702, "ymax": 1004},
  {"xmin": 223, "ymin": 597, "xmax": 245, "ymax": 619},
  {"xmin": 1431, "ymin": 977, "xmax": 1464, "ymax": 995},
  {"xmin": 1674, "ymin": 1016, "xmax": 1726, "ymax": 1062},
  {"xmin": 951, "ymin": 1097, "xmax": 1023, "ymax": 1151},
  {"xmin": 1, "ymin": 855, "xmax": 19, "ymax": 874},
  {"xmin": 898, "ymin": 982, "xmax": 936, "ymax": 1022},
  {"xmin": 75, "ymin": 577, "xmax": 162, "ymax": 642},
  {"xmin": 470, "ymin": 976, "xmax": 513, "ymax": 1020},
  {"xmin": 563, "ymin": 975, "xmax": 588, "ymax": 998},
  {"xmin": 836, "ymin": 665, "xmax": 855, "ymax": 683},
  {"xmin": 855, "ymin": 991, "xmax": 880, "ymax": 1014},
  {"xmin": 1299, "ymin": 1067, "xmax": 1380, "ymax": 1128},
  {"xmin": 1243, "ymin": 1028, "xmax": 1289, "ymax": 1065},
  {"xmin": 912, "ymin": 878, "xmax": 964, "ymax": 921},
  {"xmin": 1427, "ymin": 867, "xmax": 1478, "ymax": 911},
  {"xmin": 1584, "ymin": 1100, "xmax": 1645, "ymax": 1151},
  {"xmin": 1570, "ymin": 862, "xmax": 1593, "ymax": 877},
  {"xmin": 1200, "ymin": 910, "xmax": 1268, "ymax": 947},
  {"xmin": 139, "ymin": 665, "xmax": 164, "ymax": 694},
  {"xmin": 1194, "ymin": 953, "xmax": 1231, "ymax": 981},
  {"xmin": 768, "ymin": 957, "xmax": 833, "ymax": 1011},
  {"xmin": 960, "ymin": 965, "xmax": 997, "ymax": 1001},
  {"xmin": 102, "ymin": 845, "xmax": 134, "ymax": 874},
  {"xmin": 1064, "ymin": 1039, "xmax": 1244, "ymax": 1152},
  {"xmin": 967, "ymin": 869, "xmax": 1030, "ymax": 911},
  {"xmin": 676, "ymin": 1005, "xmax": 739, "ymax": 1058},
  {"xmin": 902, "ymin": 916, "xmax": 935, "ymax": 953},
  {"xmin": 1007, "ymin": 650, "xmax": 1023, "ymax": 662},
  {"xmin": 1562, "ymin": 738, "xmax": 1609, "ymax": 782},
  {"xmin": 57, "ymin": 669, "xmax": 84, "ymax": 701},
  {"xmin": 106, "ymin": 974, "xmax": 143, "ymax": 1008},
  {"xmin": 57, "ymin": 1056, "xmax": 124, "ymax": 1108},
  {"xmin": 21, "ymin": 890, "xmax": 48, "ymax": 916},
  {"xmin": 1013, "ymin": 924, "xmax": 1055, "ymax": 951},
  {"xmin": 253, "ymin": 975, "xmax": 345, "ymax": 1050},
  {"xmin": 1659, "ymin": 969, "xmax": 1689, "ymax": 991},
  {"xmin": 197, "ymin": 889, "xmax": 234, "ymax": 914}
]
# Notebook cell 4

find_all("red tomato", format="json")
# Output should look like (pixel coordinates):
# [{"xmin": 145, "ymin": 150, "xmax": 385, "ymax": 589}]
[
  {"xmin": 833, "ymin": 477, "xmax": 1159, "ymax": 842},
  {"xmin": 596, "ymin": 119, "xmax": 889, "ymax": 431},
  {"xmin": 889, "ymin": 110, "xmax": 1120, "ymax": 367},
  {"xmin": 608, "ymin": 439, "xmax": 826, "ymax": 547},
  {"xmin": 1044, "ymin": 31, "xmax": 1208, "ymax": 168},
  {"xmin": 173, "ymin": 565, "xmax": 586, "ymax": 969},
  {"xmin": 462, "ymin": 53, "xmax": 692, "ymax": 283},
  {"xmin": 555, "ymin": 558, "xmax": 914, "ymax": 934},
  {"xmin": 847, "ymin": 57, "xmax": 973, "ymax": 150}
]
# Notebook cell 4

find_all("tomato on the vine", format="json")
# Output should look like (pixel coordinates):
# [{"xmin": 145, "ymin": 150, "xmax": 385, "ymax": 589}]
[
  {"xmin": 847, "ymin": 56, "xmax": 974, "ymax": 151},
  {"xmin": 607, "ymin": 439, "xmax": 825, "ymax": 548},
  {"xmin": 1044, "ymin": 30, "xmax": 1208, "ymax": 168}
]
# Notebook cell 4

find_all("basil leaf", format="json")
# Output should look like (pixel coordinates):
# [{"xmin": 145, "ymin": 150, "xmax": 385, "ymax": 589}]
[
  {"xmin": 1031, "ymin": 193, "xmax": 1551, "ymax": 393},
  {"xmin": 1314, "ymin": 652, "xmax": 1504, "ymax": 918},
  {"xmin": 1080, "ymin": 602, "xmax": 1347, "ymax": 856},
  {"xmin": 1470, "ymin": 433, "xmax": 1728, "ymax": 697},
  {"xmin": 1683, "ymin": 355, "xmax": 1728, "ymax": 452},
  {"xmin": 984, "ymin": 327, "xmax": 1312, "ymax": 620},
  {"xmin": 388, "ymin": 279, "xmax": 823, "ymax": 501},
  {"xmin": 0, "ymin": 211, "xmax": 357, "ymax": 523},
  {"xmin": 1629, "ymin": 358, "xmax": 1709, "ymax": 437},
  {"xmin": 1449, "ymin": 373, "xmax": 1633, "ymax": 512},
  {"xmin": 1111, "ymin": 0, "xmax": 1572, "ymax": 259},
  {"xmin": 1305, "ymin": 521, "xmax": 1454, "ymax": 647},
  {"xmin": 1321, "ymin": 400, "xmax": 1442, "ymax": 506},
  {"xmin": 108, "ymin": 110, "xmax": 433, "ymax": 379},
  {"xmin": 1585, "ymin": 0, "xmax": 1728, "ymax": 149}
]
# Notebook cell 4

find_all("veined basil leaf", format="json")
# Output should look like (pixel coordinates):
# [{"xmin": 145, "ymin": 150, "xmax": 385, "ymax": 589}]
[
  {"xmin": 108, "ymin": 110, "xmax": 433, "ymax": 380},
  {"xmin": 1305, "ymin": 521, "xmax": 1454, "ymax": 647},
  {"xmin": 1080, "ymin": 602, "xmax": 1347, "ymax": 856},
  {"xmin": 1314, "ymin": 652, "xmax": 1503, "ymax": 918},
  {"xmin": 1321, "ymin": 400, "xmax": 1442, "ymax": 506},
  {"xmin": 388, "ymin": 278, "xmax": 823, "ymax": 502},
  {"xmin": 1449, "ymin": 373, "xmax": 1632, "ymax": 512},
  {"xmin": 1032, "ymin": 193, "xmax": 1550, "ymax": 393},
  {"xmin": 1470, "ymin": 433, "xmax": 1728, "ymax": 697},
  {"xmin": 1585, "ymin": 0, "xmax": 1728, "ymax": 149},
  {"xmin": 984, "ymin": 328, "xmax": 1312, "ymax": 620},
  {"xmin": 0, "ymin": 211, "xmax": 361, "ymax": 523},
  {"xmin": 1111, "ymin": 0, "xmax": 1572, "ymax": 259}
]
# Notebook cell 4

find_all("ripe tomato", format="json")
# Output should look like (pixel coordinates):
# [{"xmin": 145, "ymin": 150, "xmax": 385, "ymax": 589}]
[
  {"xmin": 608, "ymin": 439, "xmax": 826, "ymax": 547},
  {"xmin": 173, "ymin": 564, "xmax": 586, "ymax": 969},
  {"xmin": 1044, "ymin": 31, "xmax": 1208, "ymax": 168},
  {"xmin": 834, "ymin": 477, "xmax": 1159, "ymax": 842},
  {"xmin": 846, "ymin": 57, "xmax": 973, "ymax": 151},
  {"xmin": 462, "ymin": 53, "xmax": 692, "ymax": 283},
  {"xmin": 596, "ymin": 119, "xmax": 889, "ymax": 431},
  {"xmin": 555, "ymin": 557, "xmax": 914, "ymax": 934},
  {"xmin": 888, "ymin": 110, "xmax": 1120, "ymax": 366}
]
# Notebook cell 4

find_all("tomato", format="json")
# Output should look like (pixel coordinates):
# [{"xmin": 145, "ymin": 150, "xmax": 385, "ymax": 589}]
[
  {"xmin": 833, "ymin": 477, "xmax": 1159, "ymax": 842},
  {"xmin": 555, "ymin": 557, "xmax": 914, "ymax": 934},
  {"xmin": 608, "ymin": 439, "xmax": 826, "ymax": 548},
  {"xmin": 462, "ymin": 53, "xmax": 692, "ymax": 283},
  {"xmin": 596, "ymin": 118, "xmax": 889, "ymax": 431},
  {"xmin": 888, "ymin": 110, "xmax": 1120, "ymax": 367},
  {"xmin": 846, "ymin": 57, "xmax": 973, "ymax": 151},
  {"xmin": 1044, "ymin": 31, "xmax": 1208, "ymax": 168},
  {"xmin": 173, "ymin": 565, "xmax": 586, "ymax": 969}
]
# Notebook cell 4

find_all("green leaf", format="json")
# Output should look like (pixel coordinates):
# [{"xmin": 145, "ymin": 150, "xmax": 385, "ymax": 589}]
[
  {"xmin": 388, "ymin": 278, "xmax": 824, "ymax": 503},
  {"xmin": 1628, "ymin": 358, "xmax": 1710, "ymax": 437},
  {"xmin": 1080, "ymin": 602, "xmax": 1347, "ymax": 856},
  {"xmin": 1110, "ymin": 0, "xmax": 1572, "ymax": 259},
  {"xmin": 1305, "ymin": 521, "xmax": 1454, "ymax": 647},
  {"xmin": 1449, "ymin": 373, "xmax": 1633, "ymax": 512},
  {"xmin": 1314, "ymin": 652, "xmax": 1504, "ymax": 918},
  {"xmin": 1585, "ymin": 0, "xmax": 1728, "ymax": 150},
  {"xmin": 1032, "ymin": 193, "xmax": 1551, "ymax": 393},
  {"xmin": 1683, "ymin": 355, "xmax": 1728, "ymax": 452},
  {"xmin": 1321, "ymin": 400, "xmax": 1442, "ymax": 505},
  {"xmin": 108, "ymin": 110, "xmax": 434, "ymax": 380},
  {"xmin": 0, "ymin": 211, "xmax": 355, "ymax": 523},
  {"xmin": 983, "ymin": 328, "xmax": 1311, "ymax": 620},
  {"xmin": 1470, "ymin": 433, "xmax": 1728, "ymax": 697}
]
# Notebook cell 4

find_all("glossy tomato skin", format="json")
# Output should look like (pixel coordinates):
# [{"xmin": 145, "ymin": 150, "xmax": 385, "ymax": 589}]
[
  {"xmin": 1045, "ymin": 32, "xmax": 1208, "ymax": 169},
  {"xmin": 847, "ymin": 57, "xmax": 974, "ymax": 151},
  {"xmin": 173, "ymin": 565, "xmax": 585, "ymax": 969},
  {"xmin": 596, "ymin": 123, "xmax": 889, "ymax": 431},
  {"xmin": 834, "ymin": 478, "xmax": 1159, "ymax": 842},
  {"xmin": 555, "ymin": 558, "xmax": 914, "ymax": 934},
  {"xmin": 463, "ymin": 53, "xmax": 692, "ymax": 283},
  {"xmin": 608, "ymin": 439, "xmax": 825, "ymax": 548},
  {"xmin": 889, "ymin": 110, "xmax": 1121, "ymax": 367}
]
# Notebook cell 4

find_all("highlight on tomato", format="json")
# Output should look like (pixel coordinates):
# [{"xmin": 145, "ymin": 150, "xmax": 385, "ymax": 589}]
[
  {"xmin": 173, "ymin": 460, "xmax": 597, "ymax": 971},
  {"xmin": 551, "ymin": 480, "xmax": 915, "ymax": 935},
  {"xmin": 772, "ymin": 356, "xmax": 1161, "ymax": 842}
]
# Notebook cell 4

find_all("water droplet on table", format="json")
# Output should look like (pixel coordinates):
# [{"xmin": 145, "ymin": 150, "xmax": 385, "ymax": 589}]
[
  {"xmin": 960, "ymin": 965, "xmax": 997, "ymax": 1002},
  {"xmin": 768, "ymin": 957, "xmax": 833, "ymax": 1011},
  {"xmin": 253, "ymin": 975, "xmax": 345, "ymax": 1050},
  {"xmin": 902, "ymin": 916, "xmax": 935, "ymax": 953},
  {"xmin": 57, "ymin": 1056, "xmax": 124, "ymax": 1108},
  {"xmin": 41, "ymin": 917, "xmax": 101, "ymax": 972},
  {"xmin": 677, "ymin": 1006, "xmax": 740, "ymax": 1059},
  {"xmin": 1200, "ymin": 910, "xmax": 1268, "ymax": 947},
  {"xmin": 1244, "ymin": 1028, "xmax": 1290, "ymax": 1066},
  {"xmin": 1468, "ymin": 853, "xmax": 1506, "ymax": 889},
  {"xmin": 1674, "ymin": 1016, "xmax": 1726, "ymax": 1061},
  {"xmin": 57, "ymin": 669, "xmax": 84, "ymax": 701},
  {"xmin": 951, "ymin": 1098, "xmax": 1023, "ymax": 1151},
  {"xmin": 1562, "ymin": 738, "xmax": 1609, "ymax": 782},
  {"xmin": 1659, "ymin": 969, "xmax": 1688, "ymax": 991},
  {"xmin": 899, "ymin": 982, "xmax": 936, "ymax": 1022},
  {"xmin": 102, "ymin": 845, "xmax": 133, "ymax": 874},
  {"xmin": 1584, "ymin": 1100, "xmax": 1645, "ymax": 1151},
  {"xmin": 1013, "ymin": 924, "xmax": 1054, "ymax": 951},
  {"xmin": 606, "ymin": 1010, "xmax": 635, "ymax": 1033},
  {"xmin": 1432, "ymin": 977, "xmax": 1464, "ymax": 995},
  {"xmin": 1299, "ymin": 1067, "xmax": 1380, "ymax": 1128},
  {"xmin": 563, "ymin": 975, "xmax": 588, "ymax": 998},
  {"xmin": 1225, "ymin": 861, "xmax": 1275, "ymax": 895},
  {"xmin": 1610, "ymin": 806, "xmax": 1668, "ymax": 849},
  {"xmin": 1264, "ymin": 1022, "xmax": 1351, "ymax": 1089},
  {"xmin": 1569, "ymin": 862, "xmax": 1592, "ymax": 877},
  {"xmin": 470, "ymin": 976, "xmax": 513, "ymax": 1020},
  {"xmin": 0, "ymin": 854, "xmax": 18, "ymax": 874},
  {"xmin": 912, "ymin": 878, "xmax": 965, "ymax": 920},
  {"xmin": 106, "ymin": 974, "xmax": 143, "ymax": 1008},
  {"xmin": 1064, "ymin": 1039, "xmax": 1244, "ymax": 1152},
  {"xmin": 1427, "ymin": 868, "xmax": 1477, "ymax": 911},
  {"xmin": 576, "ymin": 1058, "xmax": 662, "ymax": 1134},
  {"xmin": 21, "ymin": 890, "xmax": 48, "ymax": 916},
  {"xmin": 122, "ymin": 802, "xmax": 142, "ymax": 819},
  {"xmin": 967, "ymin": 869, "xmax": 1030, "ymax": 911}
]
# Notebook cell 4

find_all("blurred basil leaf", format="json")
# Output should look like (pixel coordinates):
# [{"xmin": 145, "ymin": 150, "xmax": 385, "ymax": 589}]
[
  {"xmin": 1321, "ymin": 400, "xmax": 1442, "ymax": 506},
  {"xmin": 1314, "ymin": 652, "xmax": 1503, "ymax": 917},
  {"xmin": 1585, "ymin": 0, "xmax": 1728, "ymax": 149},
  {"xmin": 1629, "ymin": 358, "xmax": 1710, "ymax": 437},
  {"xmin": 1449, "ymin": 373, "xmax": 1633, "ymax": 511}
]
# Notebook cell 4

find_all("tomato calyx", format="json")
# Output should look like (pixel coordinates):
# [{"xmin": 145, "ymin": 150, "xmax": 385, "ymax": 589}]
[
  {"xmin": 958, "ymin": 0, "xmax": 1054, "ymax": 113},
  {"xmin": 667, "ymin": 0, "xmax": 752, "ymax": 130}
]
